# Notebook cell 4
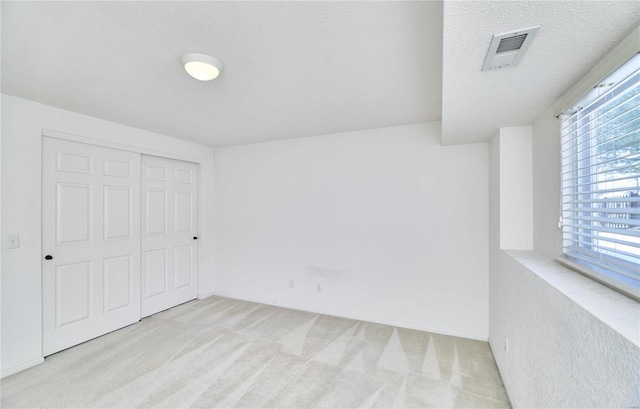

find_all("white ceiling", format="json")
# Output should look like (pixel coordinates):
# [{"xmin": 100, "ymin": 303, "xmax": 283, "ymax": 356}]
[
  {"xmin": 1, "ymin": 1, "xmax": 442, "ymax": 147},
  {"xmin": 2, "ymin": 1, "xmax": 639, "ymax": 147},
  {"xmin": 441, "ymin": 0, "xmax": 640, "ymax": 145}
]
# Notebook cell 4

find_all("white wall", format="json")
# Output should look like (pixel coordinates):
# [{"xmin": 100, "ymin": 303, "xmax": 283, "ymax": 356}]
[
  {"xmin": 488, "ymin": 132, "xmax": 503, "ymax": 374},
  {"xmin": 489, "ymin": 119, "xmax": 640, "ymax": 407},
  {"xmin": 213, "ymin": 122, "xmax": 490, "ymax": 340},
  {"xmin": 1, "ymin": 94, "xmax": 215, "ymax": 377},
  {"xmin": 532, "ymin": 108, "xmax": 563, "ymax": 259},
  {"xmin": 498, "ymin": 126, "xmax": 533, "ymax": 250},
  {"xmin": 493, "ymin": 251, "xmax": 640, "ymax": 408}
]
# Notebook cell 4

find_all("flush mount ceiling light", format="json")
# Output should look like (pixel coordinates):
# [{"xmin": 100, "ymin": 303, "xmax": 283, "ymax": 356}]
[{"xmin": 181, "ymin": 53, "xmax": 223, "ymax": 81}]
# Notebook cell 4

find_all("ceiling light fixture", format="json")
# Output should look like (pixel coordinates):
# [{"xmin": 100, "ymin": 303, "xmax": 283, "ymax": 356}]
[{"xmin": 180, "ymin": 53, "xmax": 223, "ymax": 81}]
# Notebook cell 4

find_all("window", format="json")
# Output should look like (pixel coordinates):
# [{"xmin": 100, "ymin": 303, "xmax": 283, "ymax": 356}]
[{"xmin": 560, "ymin": 53, "xmax": 640, "ymax": 300}]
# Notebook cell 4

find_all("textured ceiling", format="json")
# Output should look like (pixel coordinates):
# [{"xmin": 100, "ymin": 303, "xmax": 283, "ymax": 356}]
[
  {"xmin": 2, "ymin": 1, "xmax": 639, "ymax": 147},
  {"xmin": 1, "ymin": 1, "xmax": 442, "ymax": 147},
  {"xmin": 441, "ymin": 0, "xmax": 640, "ymax": 145}
]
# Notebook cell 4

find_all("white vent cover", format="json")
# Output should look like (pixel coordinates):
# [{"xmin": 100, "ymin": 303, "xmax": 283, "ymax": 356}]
[{"xmin": 482, "ymin": 26, "xmax": 541, "ymax": 71}]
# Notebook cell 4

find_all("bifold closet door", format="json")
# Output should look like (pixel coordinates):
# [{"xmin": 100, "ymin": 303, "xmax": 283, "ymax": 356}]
[
  {"xmin": 42, "ymin": 137, "xmax": 141, "ymax": 356},
  {"xmin": 141, "ymin": 155, "xmax": 198, "ymax": 318}
]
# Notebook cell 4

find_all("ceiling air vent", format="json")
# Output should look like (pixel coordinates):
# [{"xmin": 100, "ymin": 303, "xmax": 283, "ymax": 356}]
[{"xmin": 482, "ymin": 26, "xmax": 540, "ymax": 71}]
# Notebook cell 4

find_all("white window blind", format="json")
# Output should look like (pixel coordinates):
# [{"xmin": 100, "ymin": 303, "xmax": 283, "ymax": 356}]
[{"xmin": 560, "ymin": 52, "xmax": 640, "ymax": 300}]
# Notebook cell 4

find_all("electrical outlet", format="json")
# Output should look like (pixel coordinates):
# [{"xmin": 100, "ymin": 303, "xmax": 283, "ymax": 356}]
[
  {"xmin": 7, "ymin": 234, "xmax": 20, "ymax": 249},
  {"xmin": 504, "ymin": 337, "xmax": 509, "ymax": 353},
  {"xmin": 289, "ymin": 279, "xmax": 294, "ymax": 289}
]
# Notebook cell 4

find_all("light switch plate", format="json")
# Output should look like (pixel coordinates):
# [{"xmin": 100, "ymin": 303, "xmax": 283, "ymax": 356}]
[{"xmin": 7, "ymin": 234, "xmax": 20, "ymax": 249}]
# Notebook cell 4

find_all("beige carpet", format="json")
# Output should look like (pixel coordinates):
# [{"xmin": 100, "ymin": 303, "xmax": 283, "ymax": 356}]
[{"xmin": 1, "ymin": 296, "xmax": 510, "ymax": 408}]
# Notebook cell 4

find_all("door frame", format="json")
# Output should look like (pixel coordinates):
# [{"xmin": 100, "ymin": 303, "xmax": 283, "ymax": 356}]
[
  {"xmin": 41, "ymin": 128, "xmax": 203, "ymax": 353},
  {"xmin": 43, "ymin": 129, "xmax": 201, "ymax": 163}
]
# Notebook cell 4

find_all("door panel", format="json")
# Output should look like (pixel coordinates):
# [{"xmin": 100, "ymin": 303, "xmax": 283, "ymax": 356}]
[
  {"xmin": 56, "ymin": 150, "xmax": 92, "ymax": 174},
  {"xmin": 104, "ymin": 186, "xmax": 132, "ymax": 240},
  {"xmin": 103, "ymin": 157, "xmax": 133, "ymax": 178},
  {"xmin": 56, "ymin": 262, "xmax": 91, "ymax": 326},
  {"xmin": 145, "ymin": 164, "xmax": 167, "ymax": 181},
  {"xmin": 174, "ymin": 191, "xmax": 192, "ymax": 232},
  {"xmin": 144, "ymin": 249, "xmax": 167, "ymax": 297},
  {"xmin": 43, "ymin": 137, "xmax": 141, "ymax": 356},
  {"xmin": 103, "ymin": 255, "xmax": 132, "ymax": 312},
  {"xmin": 56, "ymin": 184, "xmax": 92, "ymax": 244},
  {"xmin": 145, "ymin": 189, "xmax": 167, "ymax": 235},
  {"xmin": 141, "ymin": 155, "xmax": 198, "ymax": 317},
  {"xmin": 174, "ymin": 168, "xmax": 192, "ymax": 183},
  {"xmin": 174, "ymin": 245, "xmax": 192, "ymax": 289}
]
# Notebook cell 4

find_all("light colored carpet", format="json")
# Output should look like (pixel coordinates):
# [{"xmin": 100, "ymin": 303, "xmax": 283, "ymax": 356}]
[{"xmin": 1, "ymin": 296, "xmax": 510, "ymax": 408}]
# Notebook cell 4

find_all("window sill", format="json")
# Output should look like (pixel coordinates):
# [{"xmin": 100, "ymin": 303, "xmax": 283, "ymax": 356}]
[{"xmin": 503, "ymin": 250, "xmax": 640, "ymax": 348}]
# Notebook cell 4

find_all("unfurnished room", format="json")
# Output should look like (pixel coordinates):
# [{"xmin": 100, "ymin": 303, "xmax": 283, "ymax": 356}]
[{"xmin": 1, "ymin": 1, "xmax": 639, "ymax": 408}]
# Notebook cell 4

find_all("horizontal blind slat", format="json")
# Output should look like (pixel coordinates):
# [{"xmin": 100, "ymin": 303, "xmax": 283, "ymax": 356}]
[
  {"xmin": 560, "ymin": 53, "xmax": 640, "ymax": 295},
  {"xmin": 565, "ymin": 230, "xmax": 640, "ymax": 248},
  {"xmin": 561, "ymin": 113, "xmax": 640, "ymax": 158},
  {"xmin": 564, "ymin": 207, "xmax": 640, "ymax": 215},
  {"xmin": 563, "ymin": 251, "xmax": 640, "ymax": 281},
  {"xmin": 563, "ymin": 136, "xmax": 640, "ymax": 170},
  {"xmin": 562, "ymin": 185, "xmax": 640, "ymax": 196},
  {"xmin": 561, "ymin": 89, "xmax": 640, "ymax": 143},
  {"xmin": 561, "ymin": 66, "xmax": 640, "ymax": 126},
  {"xmin": 564, "ymin": 197, "xmax": 640, "ymax": 205},
  {"xmin": 561, "ymin": 215, "xmax": 640, "ymax": 226},
  {"xmin": 561, "ymin": 223, "xmax": 640, "ymax": 238},
  {"xmin": 563, "ymin": 237, "xmax": 640, "ymax": 261},
  {"xmin": 561, "ymin": 172, "xmax": 640, "ymax": 188},
  {"xmin": 565, "ymin": 244, "xmax": 640, "ymax": 271}
]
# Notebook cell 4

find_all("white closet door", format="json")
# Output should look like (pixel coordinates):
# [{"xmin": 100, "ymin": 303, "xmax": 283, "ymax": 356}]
[
  {"xmin": 141, "ymin": 155, "xmax": 198, "ymax": 317},
  {"xmin": 42, "ymin": 137, "xmax": 141, "ymax": 356}
]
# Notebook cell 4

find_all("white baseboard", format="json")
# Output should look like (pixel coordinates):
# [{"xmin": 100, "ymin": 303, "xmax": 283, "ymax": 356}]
[
  {"xmin": 2, "ymin": 357, "xmax": 45, "ymax": 379},
  {"xmin": 212, "ymin": 291, "xmax": 489, "ymax": 342},
  {"xmin": 197, "ymin": 291, "xmax": 217, "ymax": 300}
]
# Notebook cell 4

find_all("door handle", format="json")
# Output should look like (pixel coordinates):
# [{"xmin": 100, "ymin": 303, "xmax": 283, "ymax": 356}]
[
  {"xmin": 193, "ymin": 236, "xmax": 198, "ymax": 240},
  {"xmin": 44, "ymin": 255, "xmax": 53, "ymax": 260}
]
